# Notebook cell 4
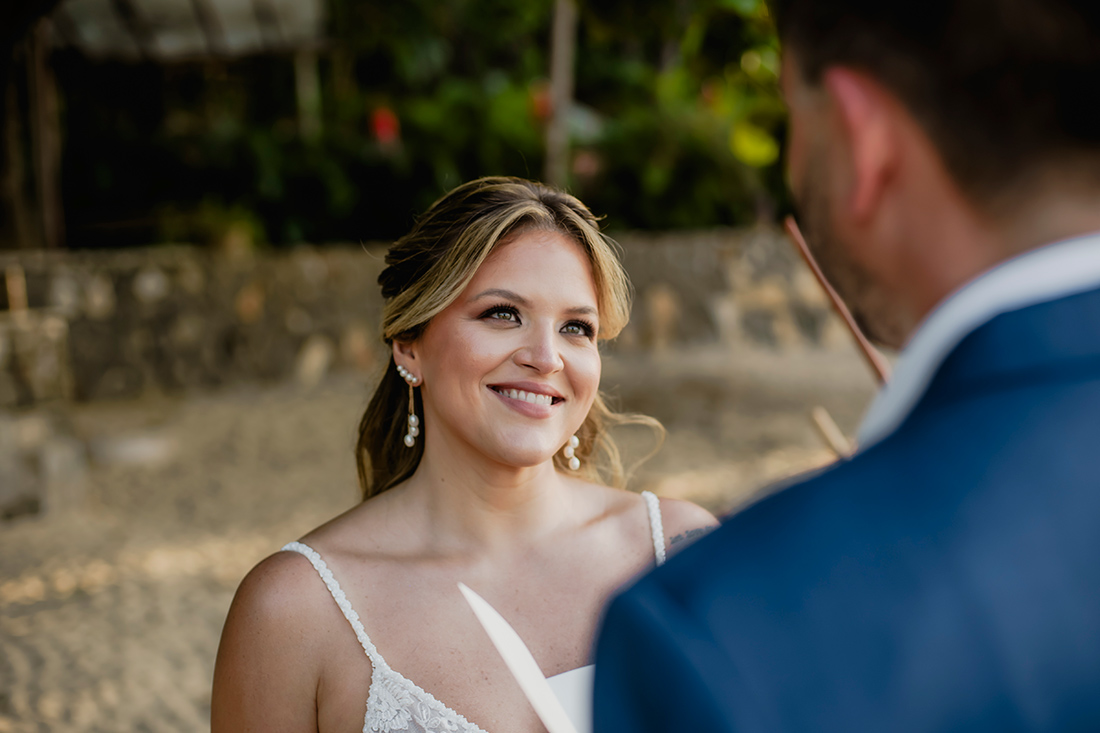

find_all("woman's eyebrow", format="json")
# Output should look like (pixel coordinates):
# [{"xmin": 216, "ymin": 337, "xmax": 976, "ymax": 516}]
[
  {"xmin": 471, "ymin": 288, "xmax": 529, "ymax": 306},
  {"xmin": 471, "ymin": 288, "xmax": 598, "ymax": 317}
]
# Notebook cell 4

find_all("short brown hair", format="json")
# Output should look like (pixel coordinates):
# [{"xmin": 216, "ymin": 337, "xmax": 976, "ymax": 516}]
[{"xmin": 773, "ymin": 0, "xmax": 1100, "ymax": 204}]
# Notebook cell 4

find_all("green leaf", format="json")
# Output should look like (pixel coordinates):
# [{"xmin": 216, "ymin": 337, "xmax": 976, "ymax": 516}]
[
  {"xmin": 730, "ymin": 123, "xmax": 779, "ymax": 167},
  {"xmin": 718, "ymin": 0, "xmax": 762, "ymax": 16}
]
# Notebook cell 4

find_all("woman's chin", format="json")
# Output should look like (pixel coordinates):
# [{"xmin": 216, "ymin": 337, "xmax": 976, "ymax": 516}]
[{"xmin": 484, "ymin": 446, "xmax": 560, "ymax": 471}]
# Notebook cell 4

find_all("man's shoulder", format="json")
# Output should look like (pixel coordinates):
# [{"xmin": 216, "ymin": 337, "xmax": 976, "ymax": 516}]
[
  {"xmin": 618, "ymin": 369, "xmax": 1100, "ymax": 616},
  {"xmin": 617, "ymin": 405, "xmax": 990, "ymax": 607},
  {"xmin": 623, "ymin": 452, "xmax": 889, "ymax": 607}
]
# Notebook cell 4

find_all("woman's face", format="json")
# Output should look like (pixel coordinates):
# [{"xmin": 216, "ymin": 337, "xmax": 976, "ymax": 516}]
[{"xmin": 407, "ymin": 228, "xmax": 602, "ymax": 470}]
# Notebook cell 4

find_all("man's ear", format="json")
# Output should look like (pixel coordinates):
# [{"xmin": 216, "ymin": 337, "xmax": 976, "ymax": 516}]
[{"xmin": 822, "ymin": 68, "xmax": 899, "ymax": 222}]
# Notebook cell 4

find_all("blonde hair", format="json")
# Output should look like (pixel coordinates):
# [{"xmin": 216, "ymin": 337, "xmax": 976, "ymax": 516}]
[{"xmin": 356, "ymin": 177, "xmax": 661, "ymax": 499}]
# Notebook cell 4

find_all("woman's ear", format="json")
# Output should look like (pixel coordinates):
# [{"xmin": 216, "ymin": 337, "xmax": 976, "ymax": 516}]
[{"xmin": 392, "ymin": 339, "xmax": 420, "ymax": 380}]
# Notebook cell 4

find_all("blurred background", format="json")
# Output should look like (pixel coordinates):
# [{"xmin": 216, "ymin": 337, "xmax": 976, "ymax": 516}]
[
  {"xmin": 0, "ymin": 1, "xmax": 876, "ymax": 730},
  {"xmin": 3, "ymin": 0, "xmax": 790, "ymax": 251}
]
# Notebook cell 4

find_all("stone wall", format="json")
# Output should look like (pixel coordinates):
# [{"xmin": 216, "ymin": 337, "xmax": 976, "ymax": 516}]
[
  {"xmin": 0, "ymin": 246, "xmax": 386, "ymax": 404},
  {"xmin": 614, "ymin": 227, "xmax": 847, "ymax": 353},
  {"xmin": 0, "ymin": 409, "xmax": 85, "ymax": 520},
  {"xmin": 0, "ymin": 226, "xmax": 846, "ymax": 407},
  {"xmin": 0, "ymin": 227, "xmax": 858, "ymax": 521}
]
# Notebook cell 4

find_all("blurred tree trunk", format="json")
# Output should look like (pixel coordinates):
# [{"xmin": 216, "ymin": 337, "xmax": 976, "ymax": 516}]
[
  {"xmin": 659, "ymin": 0, "xmax": 693, "ymax": 71},
  {"xmin": 28, "ymin": 18, "xmax": 63, "ymax": 248},
  {"xmin": 295, "ymin": 49, "xmax": 322, "ymax": 143},
  {"xmin": 544, "ymin": 0, "xmax": 576, "ymax": 188},
  {"xmin": 2, "ymin": 67, "xmax": 35, "ymax": 249},
  {"xmin": 1, "ymin": 0, "xmax": 63, "ymax": 249}
]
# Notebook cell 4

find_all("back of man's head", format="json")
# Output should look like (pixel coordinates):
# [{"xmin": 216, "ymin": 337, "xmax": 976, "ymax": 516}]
[{"xmin": 773, "ymin": 0, "xmax": 1100, "ymax": 210}]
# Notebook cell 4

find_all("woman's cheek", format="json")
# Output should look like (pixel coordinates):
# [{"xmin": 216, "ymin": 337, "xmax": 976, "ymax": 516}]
[{"xmin": 572, "ymin": 349, "xmax": 602, "ymax": 402}]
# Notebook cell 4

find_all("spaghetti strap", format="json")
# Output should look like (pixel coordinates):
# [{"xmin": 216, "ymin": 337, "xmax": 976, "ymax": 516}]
[
  {"xmin": 281, "ymin": 541, "xmax": 388, "ymax": 670},
  {"xmin": 640, "ymin": 490, "xmax": 667, "ymax": 566}
]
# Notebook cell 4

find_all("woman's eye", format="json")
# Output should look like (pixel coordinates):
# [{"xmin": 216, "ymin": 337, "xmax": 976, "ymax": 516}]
[
  {"xmin": 482, "ymin": 305, "xmax": 520, "ymax": 323},
  {"xmin": 562, "ymin": 321, "xmax": 595, "ymax": 338}
]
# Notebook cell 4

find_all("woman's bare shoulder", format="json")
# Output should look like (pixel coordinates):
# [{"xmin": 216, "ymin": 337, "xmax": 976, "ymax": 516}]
[
  {"xmin": 217, "ymin": 550, "xmax": 337, "ymax": 674},
  {"xmin": 653, "ymin": 495, "xmax": 720, "ymax": 552},
  {"xmin": 236, "ymin": 550, "xmax": 331, "ymax": 619},
  {"xmin": 297, "ymin": 490, "xmax": 409, "ymax": 556},
  {"xmin": 590, "ymin": 483, "xmax": 716, "ymax": 526},
  {"xmin": 581, "ymin": 484, "xmax": 712, "ymax": 539},
  {"xmin": 212, "ymin": 551, "xmax": 335, "ymax": 732},
  {"xmin": 591, "ymin": 484, "xmax": 719, "ymax": 550}
]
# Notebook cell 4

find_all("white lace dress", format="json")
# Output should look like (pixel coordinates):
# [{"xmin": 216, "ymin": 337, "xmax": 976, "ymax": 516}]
[{"xmin": 282, "ymin": 490, "xmax": 667, "ymax": 733}]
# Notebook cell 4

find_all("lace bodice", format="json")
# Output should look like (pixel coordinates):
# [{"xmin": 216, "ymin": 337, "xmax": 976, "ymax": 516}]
[{"xmin": 282, "ymin": 490, "xmax": 667, "ymax": 733}]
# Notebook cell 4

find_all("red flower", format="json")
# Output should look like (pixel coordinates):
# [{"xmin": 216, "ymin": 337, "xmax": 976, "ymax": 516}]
[
  {"xmin": 371, "ymin": 107, "xmax": 401, "ymax": 145},
  {"xmin": 529, "ymin": 82, "xmax": 552, "ymax": 122}
]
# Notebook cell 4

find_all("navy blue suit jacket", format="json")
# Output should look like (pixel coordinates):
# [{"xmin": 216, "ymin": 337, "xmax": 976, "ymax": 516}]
[{"xmin": 594, "ymin": 286, "xmax": 1100, "ymax": 732}]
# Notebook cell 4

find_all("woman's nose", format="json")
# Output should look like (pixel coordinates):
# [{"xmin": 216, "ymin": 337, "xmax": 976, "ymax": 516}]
[{"xmin": 515, "ymin": 325, "xmax": 565, "ymax": 373}]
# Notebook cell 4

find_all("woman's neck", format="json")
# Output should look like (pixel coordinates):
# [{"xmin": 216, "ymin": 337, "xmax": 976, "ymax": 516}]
[{"xmin": 396, "ymin": 438, "xmax": 575, "ymax": 556}]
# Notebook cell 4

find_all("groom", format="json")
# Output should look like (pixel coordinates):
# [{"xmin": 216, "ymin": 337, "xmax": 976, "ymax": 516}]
[{"xmin": 594, "ymin": 1, "xmax": 1100, "ymax": 730}]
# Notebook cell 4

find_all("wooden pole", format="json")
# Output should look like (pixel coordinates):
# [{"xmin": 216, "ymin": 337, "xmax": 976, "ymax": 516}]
[
  {"xmin": 544, "ymin": 0, "xmax": 577, "ymax": 188},
  {"xmin": 294, "ymin": 49, "xmax": 322, "ymax": 142},
  {"xmin": 28, "ymin": 17, "xmax": 63, "ymax": 248},
  {"xmin": 5, "ymin": 264, "xmax": 28, "ymax": 311},
  {"xmin": 784, "ymin": 216, "xmax": 890, "ymax": 385},
  {"xmin": 3, "ymin": 66, "xmax": 35, "ymax": 249},
  {"xmin": 810, "ymin": 405, "xmax": 852, "ymax": 458}
]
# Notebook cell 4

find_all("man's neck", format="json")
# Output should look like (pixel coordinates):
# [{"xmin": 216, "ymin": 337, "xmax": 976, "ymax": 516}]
[
  {"xmin": 900, "ymin": 187, "xmax": 1100, "ymax": 330},
  {"xmin": 997, "ymin": 192, "xmax": 1100, "ymax": 260}
]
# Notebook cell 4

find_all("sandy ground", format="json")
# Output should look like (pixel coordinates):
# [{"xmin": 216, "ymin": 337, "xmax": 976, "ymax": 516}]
[{"xmin": 0, "ymin": 345, "xmax": 877, "ymax": 732}]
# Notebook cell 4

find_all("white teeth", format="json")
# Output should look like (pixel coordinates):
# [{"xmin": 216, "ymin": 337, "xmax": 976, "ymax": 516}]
[{"xmin": 498, "ymin": 388, "xmax": 554, "ymax": 405}]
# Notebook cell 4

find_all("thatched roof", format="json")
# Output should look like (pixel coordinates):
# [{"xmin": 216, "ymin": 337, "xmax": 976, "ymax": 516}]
[{"xmin": 51, "ymin": 0, "xmax": 325, "ymax": 61}]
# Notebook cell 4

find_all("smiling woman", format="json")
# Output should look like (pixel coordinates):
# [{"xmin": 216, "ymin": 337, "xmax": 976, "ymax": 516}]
[
  {"xmin": 365, "ymin": 177, "xmax": 638, "ymax": 497},
  {"xmin": 402, "ymin": 228, "xmax": 604, "ymax": 484},
  {"xmin": 210, "ymin": 177, "xmax": 718, "ymax": 733}
]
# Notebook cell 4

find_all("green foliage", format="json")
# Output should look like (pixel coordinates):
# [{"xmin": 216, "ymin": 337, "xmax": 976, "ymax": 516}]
[
  {"xmin": 573, "ymin": 0, "xmax": 786, "ymax": 228},
  {"xmin": 157, "ymin": 199, "xmax": 267, "ymax": 249},
  {"xmin": 56, "ymin": 0, "xmax": 787, "ymax": 246}
]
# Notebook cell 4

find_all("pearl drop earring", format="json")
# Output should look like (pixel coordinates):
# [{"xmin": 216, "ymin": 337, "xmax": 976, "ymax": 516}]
[
  {"xmin": 396, "ymin": 364, "xmax": 420, "ymax": 448},
  {"xmin": 563, "ymin": 434, "xmax": 580, "ymax": 470}
]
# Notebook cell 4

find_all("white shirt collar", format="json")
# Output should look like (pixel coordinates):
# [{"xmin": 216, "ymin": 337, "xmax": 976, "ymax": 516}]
[{"xmin": 857, "ymin": 230, "xmax": 1100, "ymax": 449}]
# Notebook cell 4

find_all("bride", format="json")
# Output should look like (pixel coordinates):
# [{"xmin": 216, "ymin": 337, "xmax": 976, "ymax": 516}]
[{"xmin": 211, "ymin": 177, "xmax": 717, "ymax": 732}]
